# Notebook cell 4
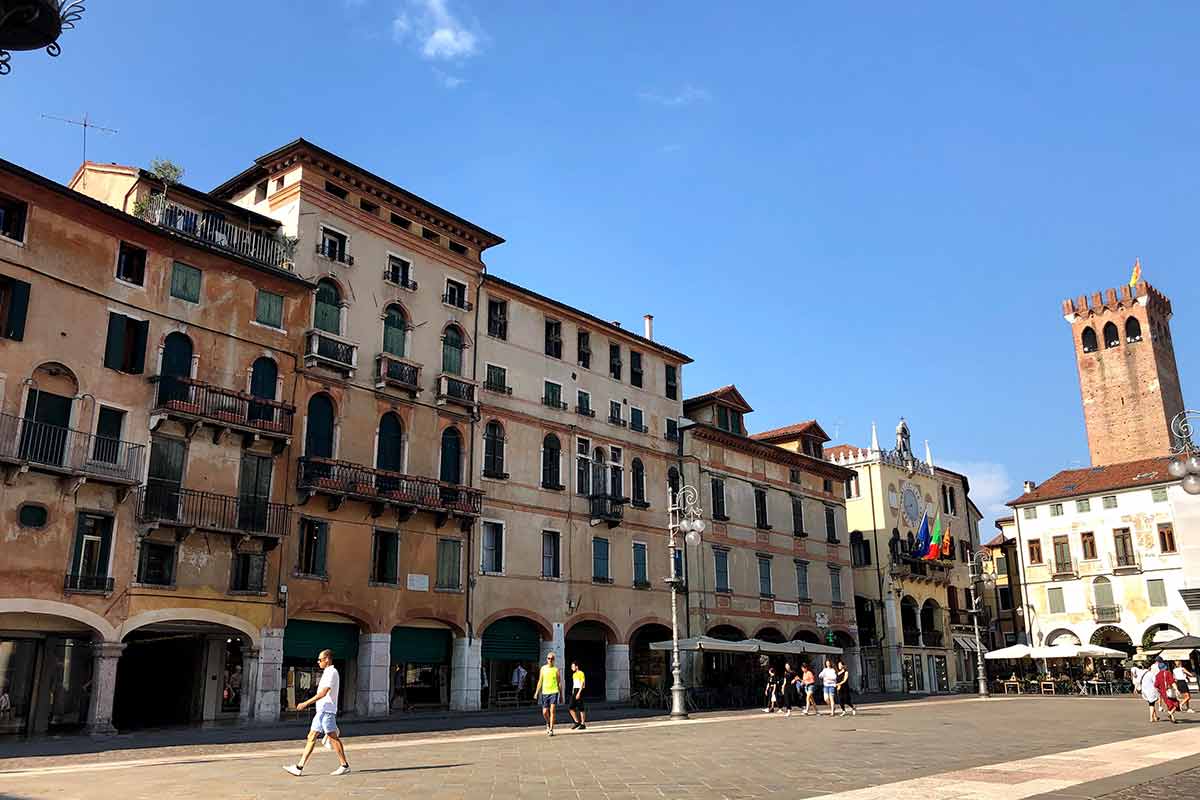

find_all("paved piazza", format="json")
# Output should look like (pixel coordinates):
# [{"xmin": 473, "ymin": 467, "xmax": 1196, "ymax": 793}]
[{"xmin": 2, "ymin": 696, "xmax": 1199, "ymax": 800}]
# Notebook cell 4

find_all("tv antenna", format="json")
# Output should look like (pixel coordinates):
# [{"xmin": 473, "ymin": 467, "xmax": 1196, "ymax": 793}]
[{"xmin": 41, "ymin": 112, "xmax": 118, "ymax": 165}]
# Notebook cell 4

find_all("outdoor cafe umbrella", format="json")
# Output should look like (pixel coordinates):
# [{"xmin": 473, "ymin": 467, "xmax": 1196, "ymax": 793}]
[
  {"xmin": 1150, "ymin": 634, "xmax": 1200, "ymax": 662},
  {"xmin": 737, "ymin": 639, "xmax": 843, "ymax": 657},
  {"xmin": 649, "ymin": 636, "xmax": 758, "ymax": 653},
  {"xmin": 984, "ymin": 644, "xmax": 1032, "ymax": 660}
]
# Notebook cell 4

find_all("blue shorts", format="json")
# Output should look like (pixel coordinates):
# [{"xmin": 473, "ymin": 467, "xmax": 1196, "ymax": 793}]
[
  {"xmin": 539, "ymin": 693, "xmax": 559, "ymax": 709},
  {"xmin": 310, "ymin": 711, "xmax": 338, "ymax": 735},
  {"xmin": 823, "ymin": 685, "xmax": 836, "ymax": 698},
  {"xmin": 804, "ymin": 684, "xmax": 814, "ymax": 695}
]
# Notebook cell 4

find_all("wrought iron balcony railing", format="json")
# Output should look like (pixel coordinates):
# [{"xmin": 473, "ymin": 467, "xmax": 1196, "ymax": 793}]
[
  {"xmin": 315, "ymin": 241, "xmax": 353, "ymax": 265},
  {"xmin": 297, "ymin": 457, "xmax": 482, "ymax": 516},
  {"xmin": 153, "ymin": 376, "xmax": 295, "ymax": 436},
  {"xmin": 575, "ymin": 405, "xmax": 595, "ymax": 417},
  {"xmin": 437, "ymin": 375, "xmax": 476, "ymax": 407},
  {"xmin": 1092, "ymin": 605, "xmax": 1121, "ymax": 623},
  {"xmin": 375, "ymin": 353, "xmax": 421, "ymax": 394},
  {"xmin": 0, "ymin": 412, "xmax": 144, "ymax": 484},
  {"xmin": 1052, "ymin": 559, "xmax": 1077, "ymax": 578},
  {"xmin": 1111, "ymin": 551, "xmax": 1142, "ymax": 573},
  {"xmin": 144, "ymin": 194, "xmax": 292, "ymax": 271},
  {"xmin": 64, "ymin": 574, "xmax": 114, "ymax": 593},
  {"xmin": 441, "ymin": 293, "xmax": 473, "ymax": 311},
  {"xmin": 542, "ymin": 396, "xmax": 568, "ymax": 411},
  {"xmin": 305, "ymin": 329, "xmax": 358, "ymax": 373},
  {"xmin": 608, "ymin": 414, "xmax": 626, "ymax": 427},
  {"xmin": 136, "ymin": 482, "xmax": 292, "ymax": 538},
  {"xmin": 589, "ymin": 493, "xmax": 625, "ymax": 528}
]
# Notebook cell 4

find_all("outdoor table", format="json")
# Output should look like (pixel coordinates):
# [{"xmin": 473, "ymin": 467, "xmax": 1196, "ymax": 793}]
[
  {"xmin": 1003, "ymin": 680, "xmax": 1022, "ymax": 694},
  {"xmin": 1085, "ymin": 680, "xmax": 1113, "ymax": 695},
  {"xmin": 1040, "ymin": 680, "xmax": 1056, "ymax": 695}
]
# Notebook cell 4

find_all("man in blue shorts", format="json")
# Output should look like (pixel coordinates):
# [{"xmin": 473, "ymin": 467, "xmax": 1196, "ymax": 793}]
[{"xmin": 285, "ymin": 649, "xmax": 351, "ymax": 776}]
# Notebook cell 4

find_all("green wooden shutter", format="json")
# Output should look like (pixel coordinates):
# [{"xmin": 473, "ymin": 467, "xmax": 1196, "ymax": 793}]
[
  {"xmin": 390, "ymin": 627, "xmax": 451, "ymax": 665},
  {"xmin": 130, "ymin": 319, "xmax": 149, "ymax": 374},
  {"xmin": 481, "ymin": 618, "xmax": 541, "ymax": 661},
  {"xmin": 4, "ymin": 278, "xmax": 29, "ymax": 341},
  {"xmin": 104, "ymin": 313, "xmax": 126, "ymax": 370},
  {"xmin": 314, "ymin": 522, "xmax": 328, "ymax": 576}
]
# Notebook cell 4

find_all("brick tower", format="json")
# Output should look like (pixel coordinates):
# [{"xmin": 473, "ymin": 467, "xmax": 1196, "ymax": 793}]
[{"xmin": 1062, "ymin": 281, "xmax": 1185, "ymax": 465}]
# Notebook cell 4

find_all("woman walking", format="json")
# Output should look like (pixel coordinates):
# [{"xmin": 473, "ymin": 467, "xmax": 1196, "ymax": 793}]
[
  {"xmin": 763, "ymin": 666, "xmax": 781, "ymax": 713},
  {"xmin": 782, "ymin": 663, "xmax": 798, "ymax": 717},
  {"xmin": 835, "ymin": 659, "xmax": 856, "ymax": 716},
  {"xmin": 1172, "ymin": 661, "xmax": 1195, "ymax": 713},
  {"xmin": 801, "ymin": 662, "xmax": 816, "ymax": 716},
  {"xmin": 818, "ymin": 658, "xmax": 839, "ymax": 717},
  {"xmin": 1153, "ymin": 659, "xmax": 1179, "ymax": 723}
]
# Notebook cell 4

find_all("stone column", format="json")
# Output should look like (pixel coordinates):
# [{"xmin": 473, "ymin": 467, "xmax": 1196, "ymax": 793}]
[
  {"xmin": 87, "ymin": 642, "xmax": 125, "ymax": 736},
  {"xmin": 449, "ymin": 636, "xmax": 481, "ymax": 711},
  {"xmin": 240, "ymin": 648, "xmax": 260, "ymax": 721},
  {"xmin": 356, "ymin": 633, "xmax": 391, "ymax": 717},
  {"xmin": 605, "ymin": 643, "xmax": 630, "ymax": 702},
  {"xmin": 882, "ymin": 592, "xmax": 904, "ymax": 693},
  {"xmin": 255, "ymin": 628, "xmax": 283, "ymax": 723}
]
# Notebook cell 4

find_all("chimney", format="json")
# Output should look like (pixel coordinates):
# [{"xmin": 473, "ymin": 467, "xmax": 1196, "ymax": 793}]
[
  {"xmin": 644, "ymin": 314, "xmax": 654, "ymax": 340},
  {"xmin": 611, "ymin": 321, "xmax": 621, "ymax": 328},
  {"xmin": 1023, "ymin": 480, "xmax": 1036, "ymax": 494}
]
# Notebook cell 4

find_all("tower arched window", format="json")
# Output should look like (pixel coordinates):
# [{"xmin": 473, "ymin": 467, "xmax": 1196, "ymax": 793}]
[
  {"xmin": 314, "ymin": 279, "xmax": 341, "ymax": 334},
  {"xmin": 1081, "ymin": 327, "xmax": 1098, "ymax": 353},
  {"xmin": 541, "ymin": 434, "xmax": 562, "ymax": 488},
  {"xmin": 1125, "ymin": 317, "xmax": 1142, "ymax": 343},
  {"xmin": 442, "ymin": 325, "xmax": 464, "ymax": 375},
  {"xmin": 483, "ymin": 421, "xmax": 505, "ymax": 478},
  {"xmin": 1103, "ymin": 322, "xmax": 1120, "ymax": 349},
  {"xmin": 632, "ymin": 458, "xmax": 647, "ymax": 505},
  {"xmin": 383, "ymin": 305, "xmax": 407, "ymax": 356}
]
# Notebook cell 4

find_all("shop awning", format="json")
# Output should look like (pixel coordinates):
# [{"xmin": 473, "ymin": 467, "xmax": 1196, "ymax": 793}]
[
  {"xmin": 649, "ymin": 637, "xmax": 841, "ymax": 655},
  {"xmin": 283, "ymin": 620, "xmax": 360, "ymax": 661},
  {"xmin": 391, "ymin": 626, "xmax": 451, "ymax": 665},
  {"xmin": 953, "ymin": 634, "xmax": 986, "ymax": 653},
  {"xmin": 738, "ymin": 639, "xmax": 842, "ymax": 656}
]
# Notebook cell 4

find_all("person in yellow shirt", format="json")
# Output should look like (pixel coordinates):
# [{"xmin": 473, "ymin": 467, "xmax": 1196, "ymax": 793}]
[
  {"xmin": 533, "ymin": 651, "xmax": 563, "ymax": 735},
  {"xmin": 568, "ymin": 660, "xmax": 587, "ymax": 730}
]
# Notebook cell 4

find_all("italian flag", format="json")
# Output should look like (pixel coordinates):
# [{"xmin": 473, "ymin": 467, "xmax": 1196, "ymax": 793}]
[{"xmin": 923, "ymin": 512, "xmax": 944, "ymax": 561}]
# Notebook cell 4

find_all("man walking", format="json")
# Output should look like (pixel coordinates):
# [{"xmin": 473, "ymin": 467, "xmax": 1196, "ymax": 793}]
[
  {"xmin": 533, "ymin": 651, "xmax": 563, "ymax": 735},
  {"xmin": 568, "ymin": 659, "xmax": 587, "ymax": 730},
  {"xmin": 284, "ymin": 649, "xmax": 350, "ymax": 777}
]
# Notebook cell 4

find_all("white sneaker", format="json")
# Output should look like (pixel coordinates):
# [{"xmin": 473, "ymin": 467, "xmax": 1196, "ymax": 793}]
[
  {"xmin": 785, "ymin": 710, "xmax": 791, "ymax": 717},
  {"xmin": 762, "ymin": 708, "xmax": 770, "ymax": 713},
  {"xmin": 283, "ymin": 765, "xmax": 303, "ymax": 777},
  {"xmin": 851, "ymin": 708, "xmax": 857, "ymax": 716},
  {"xmin": 330, "ymin": 765, "xmax": 351, "ymax": 776},
  {"xmin": 838, "ymin": 710, "xmax": 846, "ymax": 716},
  {"xmin": 548, "ymin": 729, "xmax": 555, "ymax": 737}
]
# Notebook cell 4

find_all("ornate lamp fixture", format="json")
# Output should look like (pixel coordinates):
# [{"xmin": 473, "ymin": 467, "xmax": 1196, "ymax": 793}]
[
  {"xmin": 1167, "ymin": 410, "xmax": 1200, "ymax": 495},
  {"xmin": 0, "ymin": 1, "xmax": 85, "ymax": 75}
]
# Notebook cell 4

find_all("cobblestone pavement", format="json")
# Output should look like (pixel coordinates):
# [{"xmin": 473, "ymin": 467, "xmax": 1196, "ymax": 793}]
[
  {"xmin": 0, "ymin": 696, "xmax": 1197, "ymax": 800},
  {"xmin": 1096, "ymin": 767, "xmax": 1200, "ymax": 800}
]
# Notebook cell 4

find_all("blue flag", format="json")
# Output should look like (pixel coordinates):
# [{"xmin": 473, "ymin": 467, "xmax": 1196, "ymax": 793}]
[{"xmin": 913, "ymin": 510, "xmax": 931, "ymax": 558}]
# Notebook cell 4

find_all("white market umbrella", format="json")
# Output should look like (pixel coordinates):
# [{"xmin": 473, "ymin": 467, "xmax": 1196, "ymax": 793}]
[{"xmin": 984, "ymin": 644, "xmax": 1032, "ymax": 660}]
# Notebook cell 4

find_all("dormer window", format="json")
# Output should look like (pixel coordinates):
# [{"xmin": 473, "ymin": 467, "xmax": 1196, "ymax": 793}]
[
  {"xmin": 801, "ymin": 437, "xmax": 823, "ymax": 458},
  {"xmin": 716, "ymin": 406, "xmax": 742, "ymax": 435}
]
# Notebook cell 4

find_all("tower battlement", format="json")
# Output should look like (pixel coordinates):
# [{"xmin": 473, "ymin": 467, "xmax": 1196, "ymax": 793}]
[{"xmin": 1061, "ymin": 281, "xmax": 1172, "ymax": 320}]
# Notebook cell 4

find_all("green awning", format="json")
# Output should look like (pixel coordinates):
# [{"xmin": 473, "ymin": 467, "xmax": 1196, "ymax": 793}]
[
  {"xmin": 283, "ymin": 620, "xmax": 360, "ymax": 661},
  {"xmin": 391, "ymin": 627, "xmax": 452, "ymax": 664},
  {"xmin": 481, "ymin": 617, "xmax": 541, "ymax": 661}
]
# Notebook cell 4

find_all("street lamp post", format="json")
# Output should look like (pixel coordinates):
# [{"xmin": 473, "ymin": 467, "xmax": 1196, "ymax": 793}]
[
  {"xmin": 667, "ymin": 483, "xmax": 704, "ymax": 719},
  {"xmin": 967, "ymin": 549, "xmax": 995, "ymax": 698}
]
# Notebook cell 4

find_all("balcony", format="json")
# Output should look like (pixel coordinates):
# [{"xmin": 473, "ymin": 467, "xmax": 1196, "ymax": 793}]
[
  {"xmin": 151, "ymin": 376, "xmax": 294, "ymax": 447},
  {"xmin": 1092, "ymin": 605, "xmax": 1121, "ymax": 623},
  {"xmin": 144, "ymin": 194, "xmax": 292, "ymax": 272},
  {"xmin": 542, "ymin": 396, "xmax": 568, "ymax": 411},
  {"xmin": 436, "ymin": 375, "xmax": 476, "ymax": 409},
  {"xmin": 1052, "ymin": 559, "xmax": 1077, "ymax": 579},
  {"xmin": 297, "ymin": 456, "xmax": 482, "ymax": 524},
  {"xmin": 589, "ymin": 493, "xmax": 626, "ymax": 528},
  {"xmin": 441, "ymin": 293, "xmax": 473, "ymax": 311},
  {"xmin": 305, "ymin": 329, "xmax": 358, "ymax": 376},
  {"xmin": 608, "ymin": 414, "xmax": 627, "ymax": 428},
  {"xmin": 890, "ymin": 555, "xmax": 951, "ymax": 585},
  {"xmin": 1111, "ymin": 551, "xmax": 1142, "ymax": 574},
  {"xmin": 483, "ymin": 378, "xmax": 512, "ymax": 395},
  {"xmin": 923, "ymin": 630, "xmax": 945, "ymax": 647},
  {"xmin": 903, "ymin": 629, "xmax": 922, "ymax": 647},
  {"xmin": 64, "ymin": 574, "xmax": 114, "ymax": 594},
  {"xmin": 375, "ymin": 353, "xmax": 421, "ymax": 395},
  {"xmin": 630, "ymin": 421, "xmax": 648, "ymax": 434},
  {"xmin": 575, "ymin": 405, "xmax": 595, "ymax": 418},
  {"xmin": 136, "ymin": 483, "xmax": 292, "ymax": 540},
  {"xmin": 315, "ymin": 241, "xmax": 353, "ymax": 266},
  {"xmin": 0, "ymin": 412, "xmax": 144, "ymax": 493}
]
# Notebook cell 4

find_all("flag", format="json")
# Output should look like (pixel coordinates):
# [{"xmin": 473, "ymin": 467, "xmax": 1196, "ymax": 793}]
[
  {"xmin": 940, "ymin": 523, "xmax": 953, "ymax": 558},
  {"xmin": 913, "ymin": 510, "xmax": 931, "ymax": 558},
  {"xmin": 924, "ymin": 512, "xmax": 943, "ymax": 561},
  {"xmin": 1129, "ymin": 257, "xmax": 1141, "ymax": 287}
]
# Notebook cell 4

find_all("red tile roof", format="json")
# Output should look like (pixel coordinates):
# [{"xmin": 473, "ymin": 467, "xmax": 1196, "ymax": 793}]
[
  {"xmin": 824, "ymin": 444, "xmax": 862, "ymax": 460},
  {"xmin": 1006, "ymin": 456, "xmax": 1176, "ymax": 507},
  {"xmin": 751, "ymin": 419, "xmax": 830, "ymax": 444},
  {"xmin": 984, "ymin": 532, "xmax": 1010, "ymax": 548},
  {"xmin": 682, "ymin": 385, "xmax": 753, "ymax": 413}
]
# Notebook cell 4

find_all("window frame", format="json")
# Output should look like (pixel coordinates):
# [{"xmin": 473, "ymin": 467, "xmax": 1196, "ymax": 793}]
[
  {"xmin": 1158, "ymin": 523, "xmax": 1176, "ymax": 554},
  {"xmin": 480, "ymin": 519, "xmax": 505, "ymax": 575},
  {"xmin": 545, "ymin": 318, "xmax": 563, "ymax": 358},
  {"xmin": 829, "ymin": 564, "xmax": 843, "ymax": 605},
  {"xmin": 1081, "ymin": 531, "xmax": 1097, "ymax": 561},
  {"xmin": 632, "ymin": 541, "xmax": 649, "ymax": 588},
  {"xmin": 1028, "ymin": 539, "xmax": 1043, "ymax": 564},
  {"xmin": 540, "ymin": 433, "xmax": 563, "ymax": 490},
  {"xmin": 0, "ymin": 191, "xmax": 29, "ymax": 244},
  {"xmin": 592, "ymin": 536, "xmax": 612, "ymax": 583},
  {"xmin": 435, "ymin": 538, "xmax": 463, "ymax": 590},
  {"xmin": 1047, "ymin": 586, "xmax": 1065, "ymax": 614},
  {"xmin": 711, "ymin": 477, "xmax": 727, "ymax": 520},
  {"xmin": 486, "ymin": 297, "xmax": 507, "ymax": 339},
  {"xmin": 136, "ymin": 539, "xmax": 178, "ymax": 587},
  {"xmin": 115, "ymin": 240, "xmax": 148, "ymax": 287},
  {"xmin": 369, "ymin": 528, "xmax": 401, "ymax": 586},
  {"xmin": 384, "ymin": 253, "xmax": 416, "ymax": 290},
  {"xmin": 443, "ymin": 277, "xmax": 469, "ymax": 310},
  {"xmin": 169, "ymin": 261, "xmax": 202, "ymax": 304},
  {"xmin": 609, "ymin": 342, "xmax": 622, "ymax": 380},
  {"xmin": 757, "ymin": 554, "xmax": 774, "ymax": 598},
  {"xmin": 794, "ymin": 559, "xmax": 810, "ymax": 601},
  {"xmin": 255, "ymin": 289, "xmax": 285, "ymax": 330},
  {"xmin": 1102, "ymin": 495, "xmax": 1118, "ymax": 509},
  {"xmin": 542, "ymin": 529, "xmax": 561, "ymax": 579},
  {"xmin": 664, "ymin": 364, "xmax": 678, "ymax": 400},
  {"xmin": 630, "ymin": 350, "xmax": 643, "ymax": 388},
  {"xmin": 754, "ymin": 487, "xmax": 770, "ymax": 530},
  {"xmin": 296, "ymin": 518, "xmax": 329, "ymax": 578}
]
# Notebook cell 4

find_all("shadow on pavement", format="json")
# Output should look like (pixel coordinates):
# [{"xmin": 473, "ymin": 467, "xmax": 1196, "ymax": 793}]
[{"xmin": 355, "ymin": 763, "xmax": 470, "ymax": 774}]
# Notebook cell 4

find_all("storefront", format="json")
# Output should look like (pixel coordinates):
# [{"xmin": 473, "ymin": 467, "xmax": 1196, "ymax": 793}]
[
  {"xmin": 481, "ymin": 617, "xmax": 542, "ymax": 706},
  {"xmin": 281, "ymin": 619, "xmax": 359, "ymax": 713},
  {"xmin": 389, "ymin": 625, "xmax": 451, "ymax": 711},
  {"xmin": 0, "ymin": 635, "xmax": 94, "ymax": 737}
]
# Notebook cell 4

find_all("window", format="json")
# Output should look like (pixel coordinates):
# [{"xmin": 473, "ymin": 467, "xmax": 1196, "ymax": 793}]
[
  {"xmin": 829, "ymin": 565, "xmax": 843, "ymax": 605},
  {"xmin": 1047, "ymin": 586, "xmax": 1065, "ymax": 614},
  {"xmin": 436, "ymin": 539, "xmax": 462, "ymax": 589},
  {"xmin": 137, "ymin": 541, "xmax": 176, "ymax": 586},
  {"xmin": 483, "ymin": 421, "xmax": 506, "ymax": 478},
  {"xmin": 632, "ymin": 458, "xmax": 647, "ymax": 506},
  {"xmin": 449, "ymin": 241, "xmax": 468, "ymax": 256},
  {"xmin": 421, "ymin": 227, "xmax": 440, "ymax": 243},
  {"xmin": 169, "ymin": 261, "xmax": 201, "ymax": 303},
  {"xmin": 1103, "ymin": 321, "xmax": 1120, "ymax": 348},
  {"xmin": 487, "ymin": 298, "xmax": 507, "ymax": 339},
  {"xmin": 385, "ymin": 255, "xmax": 414, "ymax": 288},
  {"xmin": 795, "ymin": 559, "xmax": 809, "ymax": 600},
  {"xmin": 665, "ymin": 364, "xmax": 678, "ymax": 400},
  {"xmin": 630, "ymin": 407, "xmax": 646, "ymax": 433},
  {"xmin": 1076, "ymin": 498, "xmax": 1091, "ymax": 513},
  {"xmin": 231, "ymin": 552, "xmax": 265, "ymax": 593},
  {"xmin": 1125, "ymin": 316, "xmax": 1142, "ymax": 343},
  {"xmin": 1049, "ymin": 503, "xmax": 1064, "ymax": 517},
  {"xmin": 0, "ymin": 274, "xmax": 31, "ymax": 341},
  {"xmin": 1023, "ymin": 507, "xmax": 1037, "ymax": 520},
  {"xmin": 1151, "ymin": 486, "xmax": 1168, "ymax": 503},
  {"xmin": 115, "ymin": 241, "xmax": 146, "ymax": 286},
  {"xmin": 443, "ymin": 278, "xmax": 469, "ymax": 309},
  {"xmin": 542, "ymin": 531, "xmax": 561, "ymax": 578},
  {"xmin": 941, "ymin": 485, "xmax": 949, "ymax": 514},
  {"xmin": 297, "ymin": 519, "xmax": 328, "ymax": 577},
  {"xmin": 791, "ymin": 496, "xmax": 805, "ymax": 536},
  {"xmin": 608, "ymin": 400, "xmax": 623, "ymax": 426},
  {"xmin": 439, "ymin": 427, "xmax": 463, "ymax": 485},
  {"xmin": 441, "ymin": 325, "xmax": 464, "ymax": 375},
  {"xmin": 609, "ymin": 343, "xmax": 622, "ymax": 380},
  {"xmin": 371, "ymin": 530, "xmax": 400, "ymax": 584},
  {"xmin": 1158, "ymin": 523, "xmax": 1176, "ymax": 553},
  {"xmin": 1147, "ymin": 578, "xmax": 1168, "ymax": 607},
  {"xmin": 850, "ymin": 531, "xmax": 872, "ymax": 566},
  {"xmin": 0, "ymin": 192, "xmax": 28, "ymax": 242},
  {"xmin": 714, "ymin": 548, "xmax": 730, "ymax": 592},
  {"xmin": 630, "ymin": 350, "xmax": 643, "ymax": 387},
  {"xmin": 541, "ymin": 434, "xmax": 562, "ymax": 489},
  {"xmin": 1028, "ymin": 539, "xmax": 1043, "ymax": 564},
  {"xmin": 711, "ymin": 478, "xmax": 727, "ymax": 519},
  {"xmin": 18, "ymin": 504, "xmax": 47, "ymax": 528},
  {"xmin": 633, "ymin": 542, "xmax": 648, "ymax": 587},
  {"xmin": 717, "ymin": 406, "xmax": 729, "ymax": 431},
  {"xmin": 360, "ymin": 197, "xmax": 379, "ymax": 215},
  {"xmin": 383, "ymin": 305, "xmax": 407, "ymax": 356},
  {"xmin": 542, "ymin": 380, "xmax": 565, "ymax": 410},
  {"xmin": 1053, "ymin": 536, "xmax": 1071, "ymax": 570},
  {"xmin": 754, "ymin": 488, "xmax": 769, "ymax": 529},
  {"xmin": 1081, "ymin": 531, "xmax": 1097, "ymax": 560},
  {"xmin": 319, "ymin": 227, "xmax": 349, "ymax": 263},
  {"xmin": 545, "ymin": 319, "xmax": 562, "ymax": 358},
  {"xmin": 485, "ymin": 364, "xmax": 509, "ymax": 394},
  {"xmin": 576, "ymin": 389, "xmax": 592, "ymax": 416},
  {"xmin": 1102, "ymin": 495, "xmax": 1117, "ymax": 509},
  {"xmin": 995, "ymin": 553, "xmax": 1008, "ymax": 575},
  {"xmin": 69, "ymin": 514, "xmax": 113, "ymax": 590},
  {"xmin": 577, "ymin": 330, "xmax": 591, "ymax": 368},
  {"xmin": 103, "ymin": 312, "xmax": 149, "ymax": 374},
  {"xmin": 314, "ymin": 279, "xmax": 341, "ymax": 334},
  {"xmin": 787, "ymin": 468, "xmax": 800, "ymax": 484},
  {"xmin": 1114, "ymin": 528, "xmax": 1135, "ymax": 566},
  {"xmin": 824, "ymin": 506, "xmax": 838, "ymax": 542},
  {"xmin": 668, "ymin": 467, "xmax": 680, "ymax": 504},
  {"xmin": 998, "ymin": 586, "xmax": 1013, "ymax": 611},
  {"xmin": 255, "ymin": 289, "xmax": 283, "ymax": 329},
  {"xmin": 390, "ymin": 212, "xmax": 411, "ymax": 230},
  {"xmin": 481, "ymin": 522, "xmax": 504, "ymax": 574},
  {"xmin": 715, "ymin": 406, "xmax": 743, "ymax": 434},
  {"xmin": 324, "ymin": 181, "xmax": 348, "ymax": 200},
  {"xmin": 592, "ymin": 537, "xmax": 611, "ymax": 582},
  {"xmin": 609, "ymin": 446, "xmax": 623, "ymax": 497},
  {"xmin": 948, "ymin": 487, "xmax": 958, "ymax": 515},
  {"xmin": 576, "ymin": 437, "xmax": 591, "ymax": 496},
  {"xmin": 666, "ymin": 418, "xmax": 679, "ymax": 442},
  {"xmin": 91, "ymin": 406, "xmax": 127, "ymax": 464},
  {"xmin": 758, "ymin": 555, "xmax": 773, "ymax": 597},
  {"xmin": 254, "ymin": 180, "xmax": 268, "ymax": 203},
  {"xmin": 823, "ymin": 478, "xmax": 834, "ymax": 494},
  {"xmin": 1081, "ymin": 326, "xmax": 1098, "ymax": 353}
]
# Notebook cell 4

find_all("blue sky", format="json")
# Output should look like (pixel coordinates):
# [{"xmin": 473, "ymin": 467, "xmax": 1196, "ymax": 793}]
[{"xmin": 2, "ymin": 1, "xmax": 1198, "ymax": 525}]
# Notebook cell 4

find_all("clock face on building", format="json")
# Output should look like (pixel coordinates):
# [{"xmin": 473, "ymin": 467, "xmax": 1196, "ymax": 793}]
[{"xmin": 901, "ymin": 483, "xmax": 922, "ymax": 527}]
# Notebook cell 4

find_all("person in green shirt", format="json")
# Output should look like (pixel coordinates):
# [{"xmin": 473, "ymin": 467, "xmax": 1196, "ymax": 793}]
[
  {"xmin": 568, "ymin": 660, "xmax": 587, "ymax": 730},
  {"xmin": 533, "ymin": 651, "xmax": 563, "ymax": 735}
]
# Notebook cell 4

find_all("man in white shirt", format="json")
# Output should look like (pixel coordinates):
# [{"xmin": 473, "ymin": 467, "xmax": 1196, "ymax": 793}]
[
  {"xmin": 285, "ymin": 649, "xmax": 351, "ymax": 777},
  {"xmin": 512, "ymin": 663, "xmax": 529, "ymax": 700}
]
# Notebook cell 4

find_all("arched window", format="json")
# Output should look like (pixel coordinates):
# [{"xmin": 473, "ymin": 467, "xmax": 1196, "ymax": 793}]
[
  {"xmin": 667, "ymin": 466, "xmax": 680, "ymax": 504},
  {"xmin": 1081, "ymin": 326, "xmax": 1098, "ymax": 353},
  {"xmin": 442, "ymin": 325, "xmax": 464, "ymax": 375},
  {"xmin": 1093, "ymin": 575, "xmax": 1114, "ymax": 609},
  {"xmin": 160, "ymin": 331, "xmax": 193, "ymax": 405},
  {"xmin": 542, "ymin": 434, "xmax": 561, "ymax": 488},
  {"xmin": 1125, "ymin": 317, "xmax": 1142, "ymax": 343},
  {"xmin": 376, "ymin": 412, "xmax": 404, "ymax": 472},
  {"xmin": 383, "ymin": 305, "xmax": 407, "ymax": 356},
  {"xmin": 592, "ymin": 447, "xmax": 607, "ymax": 497},
  {"xmin": 305, "ymin": 393, "xmax": 335, "ymax": 458},
  {"xmin": 483, "ymin": 421, "xmax": 505, "ymax": 478},
  {"xmin": 905, "ymin": 531, "xmax": 915, "ymax": 553},
  {"xmin": 631, "ymin": 458, "xmax": 647, "ymax": 505},
  {"xmin": 1103, "ymin": 321, "xmax": 1120, "ymax": 349},
  {"xmin": 440, "ymin": 427, "xmax": 462, "ymax": 485},
  {"xmin": 249, "ymin": 356, "xmax": 278, "ymax": 424},
  {"xmin": 314, "ymin": 279, "xmax": 341, "ymax": 334}
]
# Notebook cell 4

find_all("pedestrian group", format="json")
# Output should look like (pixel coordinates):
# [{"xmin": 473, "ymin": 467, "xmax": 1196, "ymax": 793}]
[{"xmin": 764, "ymin": 657, "xmax": 856, "ymax": 717}]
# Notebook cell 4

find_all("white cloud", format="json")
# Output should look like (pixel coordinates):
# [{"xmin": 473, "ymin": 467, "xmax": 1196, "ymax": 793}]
[
  {"xmin": 393, "ymin": 0, "xmax": 481, "ymax": 60},
  {"xmin": 941, "ymin": 460, "xmax": 1015, "ymax": 525},
  {"xmin": 433, "ymin": 68, "xmax": 466, "ymax": 89},
  {"xmin": 638, "ymin": 84, "xmax": 712, "ymax": 107}
]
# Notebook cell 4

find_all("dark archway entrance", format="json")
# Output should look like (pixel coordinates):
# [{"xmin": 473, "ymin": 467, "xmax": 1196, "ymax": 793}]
[
  {"xmin": 566, "ymin": 621, "xmax": 612, "ymax": 701},
  {"xmin": 629, "ymin": 623, "xmax": 671, "ymax": 691},
  {"xmin": 481, "ymin": 617, "xmax": 544, "ymax": 707}
]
